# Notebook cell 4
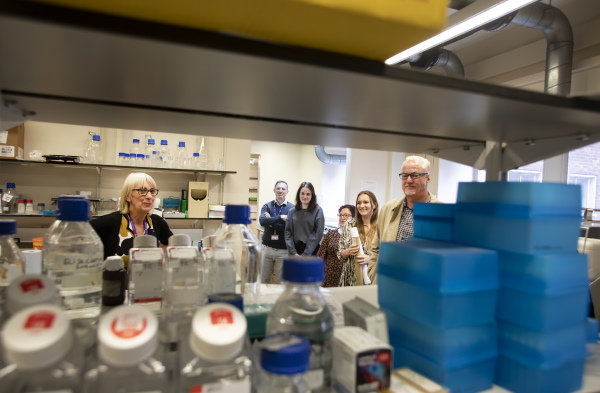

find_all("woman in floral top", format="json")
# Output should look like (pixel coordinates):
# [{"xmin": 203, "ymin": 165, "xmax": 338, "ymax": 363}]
[
  {"xmin": 338, "ymin": 191, "xmax": 379, "ymax": 286},
  {"xmin": 317, "ymin": 204, "xmax": 355, "ymax": 287}
]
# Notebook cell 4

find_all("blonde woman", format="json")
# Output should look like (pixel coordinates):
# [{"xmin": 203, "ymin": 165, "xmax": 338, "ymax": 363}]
[
  {"xmin": 338, "ymin": 190, "xmax": 379, "ymax": 286},
  {"xmin": 91, "ymin": 172, "xmax": 173, "ymax": 265}
]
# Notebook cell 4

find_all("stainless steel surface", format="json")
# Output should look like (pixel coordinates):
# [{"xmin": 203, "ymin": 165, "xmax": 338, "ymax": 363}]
[{"xmin": 0, "ymin": 1, "xmax": 599, "ymax": 169}]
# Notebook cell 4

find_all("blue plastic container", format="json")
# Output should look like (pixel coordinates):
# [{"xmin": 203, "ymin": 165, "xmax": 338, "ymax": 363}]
[
  {"xmin": 454, "ymin": 182, "xmax": 582, "ymax": 254},
  {"xmin": 586, "ymin": 317, "xmax": 598, "ymax": 344},
  {"xmin": 499, "ymin": 251, "xmax": 588, "ymax": 292},
  {"xmin": 378, "ymin": 270, "xmax": 497, "ymax": 328},
  {"xmin": 498, "ymin": 320, "xmax": 586, "ymax": 366},
  {"xmin": 385, "ymin": 309, "xmax": 496, "ymax": 366},
  {"xmin": 378, "ymin": 240, "xmax": 498, "ymax": 292},
  {"xmin": 496, "ymin": 286, "xmax": 588, "ymax": 331},
  {"xmin": 413, "ymin": 203, "xmax": 455, "ymax": 242},
  {"xmin": 495, "ymin": 354, "xmax": 585, "ymax": 393},
  {"xmin": 391, "ymin": 341, "xmax": 496, "ymax": 393}
]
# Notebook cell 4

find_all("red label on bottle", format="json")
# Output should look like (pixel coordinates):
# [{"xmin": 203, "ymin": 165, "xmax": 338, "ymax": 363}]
[
  {"xmin": 24, "ymin": 311, "xmax": 55, "ymax": 329},
  {"xmin": 190, "ymin": 386, "xmax": 203, "ymax": 393},
  {"xmin": 210, "ymin": 309, "xmax": 233, "ymax": 325},
  {"xmin": 20, "ymin": 278, "xmax": 44, "ymax": 293},
  {"xmin": 111, "ymin": 313, "xmax": 147, "ymax": 338}
]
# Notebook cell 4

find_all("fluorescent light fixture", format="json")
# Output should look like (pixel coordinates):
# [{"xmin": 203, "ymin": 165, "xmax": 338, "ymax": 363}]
[{"xmin": 385, "ymin": 0, "xmax": 538, "ymax": 65}]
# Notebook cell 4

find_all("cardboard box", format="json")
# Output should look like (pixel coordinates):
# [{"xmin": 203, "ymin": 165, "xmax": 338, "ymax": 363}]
[
  {"xmin": 188, "ymin": 181, "xmax": 209, "ymax": 218},
  {"xmin": 0, "ymin": 124, "xmax": 24, "ymax": 160}
]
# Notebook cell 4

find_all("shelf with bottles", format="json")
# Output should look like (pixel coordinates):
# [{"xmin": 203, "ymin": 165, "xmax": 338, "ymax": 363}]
[{"xmin": 0, "ymin": 158, "xmax": 237, "ymax": 175}]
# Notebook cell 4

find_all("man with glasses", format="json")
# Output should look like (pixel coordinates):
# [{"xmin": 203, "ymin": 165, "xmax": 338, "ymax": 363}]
[
  {"xmin": 368, "ymin": 156, "xmax": 441, "ymax": 283},
  {"xmin": 259, "ymin": 180, "xmax": 293, "ymax": 284}
]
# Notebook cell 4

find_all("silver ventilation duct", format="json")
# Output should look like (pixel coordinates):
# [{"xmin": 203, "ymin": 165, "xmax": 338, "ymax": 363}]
[
  {"xmin": 408, "ymin": 48, "xmax": 465, "ymax": 77},
  {"xmin": 314, "ymin": 145, "xmax": 346, "ymax": 165}
]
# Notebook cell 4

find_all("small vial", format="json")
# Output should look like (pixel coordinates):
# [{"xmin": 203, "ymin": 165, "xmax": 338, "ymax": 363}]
[
  {"xmin": 37, "ymin": 203, "xmax": 45, "ymax": 211},
  {"xmin": 102, "ymin": 256, "xmax": 127, "ymax": 306},
  {"xmin": 17, "ymin": 199, "xmax": 25, "ymax": 214}
]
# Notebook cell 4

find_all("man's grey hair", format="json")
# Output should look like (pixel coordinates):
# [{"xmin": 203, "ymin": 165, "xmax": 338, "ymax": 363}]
[{"xmin": 403, "ymin": 155, "xmax": 431, "ymax": 172}]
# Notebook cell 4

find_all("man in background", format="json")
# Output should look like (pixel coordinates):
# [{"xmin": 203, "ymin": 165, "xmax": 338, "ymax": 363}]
[
  {"xmin": 259, "ymin": 180, "xmax": 293, "ymax": 283},
  {"xmin": 369, "ymin": 155, "xmax": 442, "ymax": 283}
]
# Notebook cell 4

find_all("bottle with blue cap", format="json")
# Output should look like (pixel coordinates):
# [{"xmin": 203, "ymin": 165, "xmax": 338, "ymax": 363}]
[
  {"xmin": 266, "ymin": 256, "xmax": 334, "ymax": 393},
  {"xmin": 145, "ymin": 138, "xmax": 157, "ymax": 167},
  {"xmin": 1, "ymin": 182, "xmax": 18, "ymax": 214},
  {"xmin": 88, "ymin": 134, "xmax": 103, "ymax": 164},
  {"xmin": 0, "ymin": 219, "xmax": 25, "ymax": 291},
  {"xmin": 209, "ymin": 205, "xmax": 262, "ymax": 305},
  {"xmin": 158, "ymin": 139, "xmax": 171, "ymax": 168},
  {"xmin": 130, "ymin": 138, "xmax": 141, "ymax": 159},
  {"xmin": 254, "ymin": 333, "xmax": 311, "ymax": 393},
  {"xmin": 175, "ymin": 141, "xmax": 189, "ymax": 169},
  {"xmin": 42, "ymin": 196, "xmax": 104, "ymax": 319}
]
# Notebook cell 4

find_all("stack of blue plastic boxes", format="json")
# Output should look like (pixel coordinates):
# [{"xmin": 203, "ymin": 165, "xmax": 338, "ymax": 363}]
[
  {"xmin": 379, "ymin": 182, "xmax": 590, "ymax": 393},
  {"xmin": 379, "ymin": 205, "xmax": 500, "ymax": 393},
  {"xmin": 455, "ymin": 182, "xmax": 589, "ymax": 393}
]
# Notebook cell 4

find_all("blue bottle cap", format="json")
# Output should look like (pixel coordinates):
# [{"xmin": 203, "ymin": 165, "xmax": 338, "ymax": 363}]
[
  {"xmin": 137, "ymin": 154, "xmax": 145, "ymax": 158},
  {"xmin": 56, "ymin": 197, "xmax": 91, "ymax": 221},
  {"xmin": 0, "ymin": 220, "xmax": 17, "ymax": 236},
  {"xmin": 222, "ymin": 205, "xmax": 251, "ymax": 225},
  {"xmin": 178, "ymin": 141, "xmax": 185, "ymax": 147},
  {"xmin": 7, "ymin": 183, "xmax": 15, "ymax": 188},
  {"xmin": 282, "ymin": 257, "xmax": 324, "ymax": 283},
  {"xmin": 133, "ymin": 139, "xmax": 140, "ymax": 143},
  {"xmin": 193, "ymin": 153, "xmax": 200, "ymax": 157},
  {"xmin": 92, "ymin": 135, "xmax": 101, "ymax": 141},
  {"xmin": 207, "ymin": 293, "xmax": 244, "ymax": 312},
  {"xmin": 148, "ymin": 139, "xmax": 155, "ymax": 145},
  {"xmin": 160, "ymin": 140, "xmax": 168, "ymax": 145},
  {"xmin": 260, "ymin": 333, "xmax": 310, "ymax": 375},
  {"xmin": 118, "ymin": 152, "xmax": 127, "ymax": 157}
]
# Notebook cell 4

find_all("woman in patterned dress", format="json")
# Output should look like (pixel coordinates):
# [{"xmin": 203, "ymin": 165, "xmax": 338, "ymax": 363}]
[
  {"xmin": 317, "ymin": 204, "xmax": 355, "ymax": 287},
  {"xmin": 338, "ymin": 191, "xmax": 379, "ymax": 286}
]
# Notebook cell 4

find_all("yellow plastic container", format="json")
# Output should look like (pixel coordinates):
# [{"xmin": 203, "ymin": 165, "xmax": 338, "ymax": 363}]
[
  {"xmin": 32, "ymin": 237, "xmax": 43, "ymax": 250},
  {"xmin": 30, "ymin": 0, "xmax": 447, "ymax": 61}
]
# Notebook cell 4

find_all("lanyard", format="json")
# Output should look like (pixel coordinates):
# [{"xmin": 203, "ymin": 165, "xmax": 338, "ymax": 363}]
[
  {"xmin": 273, "ymin": 202, "xmax": 285, "ymax": 216},
  {"xmin": 127, "ymin": 214, "xmax": 149, "ymax": 237}
]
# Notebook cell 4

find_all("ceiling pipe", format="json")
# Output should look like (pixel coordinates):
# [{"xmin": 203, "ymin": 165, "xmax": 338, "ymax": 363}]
[
  {"xmin": 408, "ymin": 47, "xmax": 465, "ymax": 77},
  {"xmin": 314, "ymin": 145, "xmax": 346, "ymax": 165}
]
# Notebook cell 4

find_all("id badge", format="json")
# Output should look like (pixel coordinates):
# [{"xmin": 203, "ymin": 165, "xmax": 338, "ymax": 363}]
[{"xmin": 271, "ymin": 234, "xmax": 279, "ymax": 241}]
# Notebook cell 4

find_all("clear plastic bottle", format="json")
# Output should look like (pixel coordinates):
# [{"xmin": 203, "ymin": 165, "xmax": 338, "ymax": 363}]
[
  {"xmin": 0, "ymin": 219, "xmax": 25, "ymax": 291},
  {"xmin": 145, "ymin": 138, "xmax": 157, "ymax": 167},
  {"xmin": 266, "ymin": 257, "xmax": 334, "ymax": 393},
  {"xmin": 130, "ymin": 138, "xmax": 141, "ymax": 159},
  {"xmin": 191, "ymin": 152, "xmax": 201, "ymax": 169},
  {"xmin": 159, "ymin": 139, "xmax": 171, "ymax": 168},
  {"xmin": 198, "ymin": 137, "xmax": 210, "ymax": 169},
  {"xmin": 83, "ymin": 305, "xmax": 169, "ymax": 393},
  {"xmin": 175, "ymin": 141, "xmax": 189, "ymax": 169},
  {"xmin": 136, "ymin": 153, "xmax": 145, "ymax": 166},
  {"xmin": 128, "ymin": 234, "xmax": 164, "ymax": 308},
  {"xmin": 0, "ymin": 305, "xmax": 86, "ymax": 392},
  {"xmin": 117, "ymin": 152, "xmax": 128, "ymax": 165},
  {"xmin": 177, "ymin": 302, "xmax": 252, "ymax": 393},
  {"xmin": 210, "ymin": 205, "xmax": 262, "ymax": 306},
  {"xmin": 1, "ymin": 183, "xmax": 18, "ymax": 214},
  {"xmin": 254, "ymin": 333, "xmax": 311, "ymax": 393},
  {"xmin": 88, "ymin": 134, "xmax": 103, "ymax": 164},
  {"xmin": 42, "ymin": 196, "xmax": 104, "ymax": 319},
  {"xmin": 162, "ymin": 234, "xmax": 208, "ymax": 346}
]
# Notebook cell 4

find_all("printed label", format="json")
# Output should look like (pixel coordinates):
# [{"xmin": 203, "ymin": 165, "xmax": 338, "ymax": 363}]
[
  {"xmin": 20, "ymin": 278, "xmax": 44, "ymax": 293},
  {"xmin": 189, "ymin": 377, "xmax": 250, "ymax": 393},
  {"xmin": 131, "ymin": 260, "xmax": 163, "ymax": 302},
  {"xmin": 0, "ymin": 145, "xmax": 15, "ymax": 157},
  {"xmin": 111, "ymin": 313, "xmax": 147, "ymax": 338},
  {"xmin": 24, "ymin": 311, "xmax": 56, "ymax": 330},
  {"xmin": 2, "ymin": 193, "xmax": 14, "ymax": 203},
  {"xmin": 210, "ymin": 309, "xmax": 233, "ymax": 325}
]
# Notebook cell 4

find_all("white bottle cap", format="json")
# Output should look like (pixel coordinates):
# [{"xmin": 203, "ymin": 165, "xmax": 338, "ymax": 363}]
[
  {"xmin": 2, "ymin": 305, "xmax": 73, "ymax": 371},
  {"xmin": 5, "ymin": 274, "xmax": 58, "ymax": 315},
  {"xmin": 133, "ymin": 234, "xmax": 157, "ymax": 248},
  {"xmin": 97, "ymin": 305, "xmax": 159, "ymax": 367},
  {"xmin": 169, "ymin": 233, "xmax": 191, "ymax": 247},
  {"xmin": 104, "ymin": 256, "xmax": 125, "ymax": 271},
  {"xmin": 189, "ymin": 303, "xmax": 247, "ymax": 363}
]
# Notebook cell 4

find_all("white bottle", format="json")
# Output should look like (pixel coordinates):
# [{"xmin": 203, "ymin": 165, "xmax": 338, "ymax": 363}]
[
  {"xmin": 42, "ymin": 196, "xmax": 104, "ymax": 319},
  {"xmin": 145, "ymin": 138, "xmax": 157, "ymax": 167},
  {"xmin": 254, "ymin": 333, "xmax": 311, "ymax": 393},
  {"xmin": 159, "ymin": 139, "xmax": 171, "ymax": 168},
  {"xmin": 0, "ymin": 305, "xmax": 86, "ymax": 392},
  {"xmin": 0, "ymin": 219, "xmax": 25, "ymax": 289},
  {"xmin": 350, "ymin": 227, "xmax": 371, "ymax": 285},
  {"xmin": 25, "ymin": 199, "xmax": 34, "ymax": 214},
  {"xmin": 88, "ymin": 134, "xmax": 103, "ymax": 164},
  {"xmin": 128, "ymin": 234, "xmax": 165, "ymax": 309},
  {"xmin": 175, "ymin": 141, "xmax": 189, "ymax": 169},
  {"xmin": 1, "ymin": 183, "xmax": 18, "ymax": 214},
  {"xmin": 83, "ymin": 305, "xmax": 169, "ymax": 393},
  {"xmin": 266, "ymin": 257, "xmax": 334, "ymax": 393},
  {"xmin": 178, "ymin": 303, "xmax": 252, "ymax": 393},
  {"xmin": 17, "ymin": 198, "xmax": 25, "ymax": 214},
  {"xmin": 210, "ymin": 205, "xmax": 262, "ymax": 305}
]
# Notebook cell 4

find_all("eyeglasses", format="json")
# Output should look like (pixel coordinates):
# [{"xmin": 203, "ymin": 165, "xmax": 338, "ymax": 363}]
[
  {"xmin": 132, "ymin": 188, "xmax": 159, "ymax": 196},
  {"xmin": 337, "ymin": 214, "xmax": 353, "ymax": 218},
  {"xmin": 400, "ymin": 172, "xmax": 428, "ymax": 180}
]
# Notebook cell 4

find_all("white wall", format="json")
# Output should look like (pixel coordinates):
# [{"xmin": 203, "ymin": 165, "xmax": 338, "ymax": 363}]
[
  {"xmin": 345, "ymin": 149, "xmax": 391, "ymax": 211},
  {"xmin": 437, "ymin": 158, "xmax": 477, "ymax": 203}
]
